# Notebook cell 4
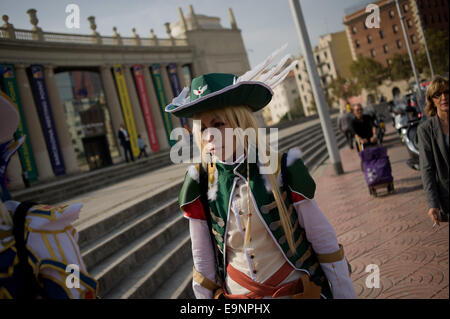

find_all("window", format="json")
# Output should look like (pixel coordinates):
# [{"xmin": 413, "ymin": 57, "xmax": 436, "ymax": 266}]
[
  {"xmin": 387, "ymin": 59, "xmax": 392, "ymax": 66},
  {"xmin": 370, "ymin": 49, "xmax": 376, "ymax": 57},
  {"xmin": 355, "ymin": 39, "xmax": 360, "ymax": 48},
  {"xmin": 298, "ymin": 74, "xmax": 302, "ymax": 81},
  {"xmin": 389, "ymin": 10, "xmax": 395, "ymax": 18},
  {"xmin": 304, "ymin": 95, "xmax": 308, "ymax": 102},
  {"xmin": 393, "ymin": 24, "xmax": 399, "ymax": 33},
  {"xmin": 383, "ymin": 44, "xmax": 389, "ymax": 53},
  {"xmin": 295, "ymin": 64, "xmax": 299, "ymax": 70},
  {"xmin": 352, "ymin": 26, "xmax": 357, "ymax": 34},
  {"xmin": 397, "ymin": 39, "xmax": 403, "ymax": 48},
  {"xmin": 324, "ymin": 51, "xmax": 328, "ymax": 59},
  {"xmin": 411, "ymin": 34, "xmax": 417, "ymax": 43},
  {"xmin": 301, "ymin": 84, "xmax": 304, "ymax": 91},
  {"xmin": 403, "ymin": 3, "xmax": 409, "ymax": 12},
  {"xmin": 327, "ymin": 63, "xmax": 331, "ymax": 71},
  {"xmin": 367, "ymin": 35, "xmax": 372, "ymax": 44},
  {"xmin": 407, "ymin": 19, "xmax": 413, "ymax": 28},
  {"xmin": 379, "ymin": 30, "xmax": 385, "ymax": 39},
  {"xmin": 291, "ymin": 89, "xmax": 297, "ymax": 95},
  {"xmin": 316, "ymin": 55, "xmax": 321, "ymax": 63}
]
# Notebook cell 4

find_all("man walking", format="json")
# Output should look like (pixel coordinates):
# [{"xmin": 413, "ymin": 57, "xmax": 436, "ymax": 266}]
[
  {"xmin": 338, "ymin": 108, "xmax": 355, "ymax": 149},
  {"xmin": 351, "ymin": 104, "xmax": 377, "ymax": 152},
  {"xmin": 118, "ymin": 124, "xmax": 134, "ymax": 162}
]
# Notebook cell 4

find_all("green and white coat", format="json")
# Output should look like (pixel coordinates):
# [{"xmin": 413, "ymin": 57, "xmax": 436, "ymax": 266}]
[{"xmin": 180, "ymin": 148, "xmax": 356, "ymax": 299}]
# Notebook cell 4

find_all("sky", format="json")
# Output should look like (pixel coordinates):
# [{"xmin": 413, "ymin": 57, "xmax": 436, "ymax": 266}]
[{"xmin": 1, "ymin": 0, "xmax": 366, "ymax": 68}]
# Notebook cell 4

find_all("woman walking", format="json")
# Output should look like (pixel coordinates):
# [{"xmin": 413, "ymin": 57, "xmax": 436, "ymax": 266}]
[{"xmin": 418, "ymin": 76, "xmax": 449, "ymax": 226}]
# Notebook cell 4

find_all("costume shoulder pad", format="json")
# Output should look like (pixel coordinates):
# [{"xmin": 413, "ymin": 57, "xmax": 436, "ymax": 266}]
[
  {"xmin": 285, "ymin": 147, "xmax": 316, "ymax": 200},
  {"xmin": 179, "ymin": 164, "xmax": 202, "ymax": 210}
]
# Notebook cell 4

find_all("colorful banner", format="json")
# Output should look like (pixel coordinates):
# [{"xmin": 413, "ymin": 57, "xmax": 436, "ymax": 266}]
[
  {"xmin": 167, "ymin": 63, "xmax": 189, "ymax": 130},
  {"xmin": 150, "ymin": 64, "xmax": 174, "ymax": 146},
  {"xmin": 132, "ymin": 64, "xmax": 160, "ymax": 152},
  {"xmin": 30, "ymin": 65, "xmax": 65, "ymax": 176},
  {"xmin": 112, "ymin": 64, "xmax": 139, "ymax": 157},
  {"xmin": 1, "ymin": 64, "xmax": 38, "ymax": 181}
]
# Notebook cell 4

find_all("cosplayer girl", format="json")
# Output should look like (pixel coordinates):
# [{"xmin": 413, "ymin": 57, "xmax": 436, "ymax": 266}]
[
  {"xmin": 165, "ymin": 46, "xmax": 356, "ymax": 299},
  {"xmin": 0, "ymin": 92, "xmax": 97, "ymax": 299}
]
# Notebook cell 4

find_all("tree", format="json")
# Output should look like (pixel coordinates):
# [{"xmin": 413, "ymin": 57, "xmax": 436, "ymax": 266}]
[
  {"xmin": 327, "ymin": 76, "xmax": 361, "ymax": 105},
  {"xmin": 415, "ymin": 29, "xmax": 449, "ymax": 78},
  {"xmin": 389, "ymin": 53, "xmax": 413, "ymax": 81},
  {"xmin": 350, "ymin": 55, "xmax": 389, "ymax": 96}
]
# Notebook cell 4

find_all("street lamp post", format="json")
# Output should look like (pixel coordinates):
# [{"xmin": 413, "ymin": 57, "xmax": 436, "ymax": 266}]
[
  {"xmin": 288, "ymin": 0, "xmax": 343, "ymax": 175},
  {"xmin": 394, "ymin": 0, "xmax": 424, "ymax": 107}
]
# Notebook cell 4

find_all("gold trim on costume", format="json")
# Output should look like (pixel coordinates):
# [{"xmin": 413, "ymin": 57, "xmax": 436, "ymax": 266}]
[
  {"xmin": 192, "ymin": 266, "xmax": 220, "ymax": 291},
  {"xmin": 316, "ymin": 244, "xmax": 345, "ymax": 264}
]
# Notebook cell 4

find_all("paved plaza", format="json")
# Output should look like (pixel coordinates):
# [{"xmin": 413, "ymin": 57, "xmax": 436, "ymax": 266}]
[{"xmin": 314, "ymin": 127, "xmax": 449, "ymax": 299}]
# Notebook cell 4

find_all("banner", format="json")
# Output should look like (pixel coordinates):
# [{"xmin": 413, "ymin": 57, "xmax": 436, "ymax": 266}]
[
  {"xmin": 30, "ymin": 65, "xmax": 65, "ymax": 176},
  {"xmin": 132, "ymin": 64, "xmax": 160, "ymax": 152},
  {"xmin": 112, "ymin": 64, "xmax": 139, "ymax": 157},
  {"xmin": 1, "ymin": 64, "xmax": 38, "ymax": 181},
  {"xmin": 166, "ymin": 63, "xmax": 189, "ymax": 130},
  {"xmin": 150, "ymin": 64, "xmax": 174, "ymax": 146}
]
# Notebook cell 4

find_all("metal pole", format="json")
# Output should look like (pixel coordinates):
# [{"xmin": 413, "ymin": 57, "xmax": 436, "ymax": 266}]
[
  {"xmin": 413, "ymin": 0, "xmax": 435, "ymax": 78},
  {"xmin": 288, "ymin": 0, "xmax": 343, "ymax": 175},
  {"xmin": 394, "ymin": 0, "xmax": 424, "ymax": 103}
]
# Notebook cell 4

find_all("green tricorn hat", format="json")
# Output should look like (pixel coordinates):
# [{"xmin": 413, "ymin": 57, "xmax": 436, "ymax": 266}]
[
  {"xmin": 165, "ymin": 73, "xmax": 273, "ymax": 118},
  {"xmin": 165, "ymin": 44, "xmax": 298, "ymax": 118}
]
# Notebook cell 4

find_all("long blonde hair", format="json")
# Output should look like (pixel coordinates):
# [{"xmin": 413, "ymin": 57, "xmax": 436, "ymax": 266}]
[{"xmin": 193, "ymin": 105, "xmax": 297, "ymax": 255}]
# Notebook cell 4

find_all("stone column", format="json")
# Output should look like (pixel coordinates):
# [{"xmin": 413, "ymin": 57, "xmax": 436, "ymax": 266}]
[
  {"xmin": 99, "ymin": 65, "xmax": 125, "ymax": 158},
  {"xmin": 123, "ymin": 65, "xmax": 150, "ymax": 148},
  {"xmin": 6, "ymin": 154, "xmax": 24, "ymax": 190},
  {"xmin": 15, "ymin": 64, "xmax": 54, "ymax": 180},
  {"xmin": 142, "ymin": 65, "xmax": 170, "ymax": 150},
  {"xmin": 43, "ymin": 65, "xmax": 79, "ymax": 174},
  {"xmin": 160, "ymin": 63, "xmax": 182, "ymax": 129}
]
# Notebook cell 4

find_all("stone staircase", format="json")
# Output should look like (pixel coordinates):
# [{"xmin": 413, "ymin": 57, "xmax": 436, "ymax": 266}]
[
  {"xmin": 73, "ymin": 118, "xmax": 347, "ymax": 299},
  {"xmin": 11, "ymin": 150, "xmax": 172, "ymax": 204}
]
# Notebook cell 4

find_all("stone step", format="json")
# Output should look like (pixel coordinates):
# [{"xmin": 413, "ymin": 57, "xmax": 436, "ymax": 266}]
[
  {"xmin": 81, "ymin": 197, "xmax": 179, "ymax": 270},
  {"xmin": 89, "ymin": 211, "xmax": 187, "ymax": 297},
  {"xmin": 77, "ymin": 180, "xmax": 182, "ymax": 249},
  {"xmin": 12, "ymin": 151, "xmax": 172, "ymax": 203},
  {"xmin": 103, "ymin": 230, "xmax": 191, "ymax": 299},
  {"xmin": 149, "ymin": 253, "xmax": 194, "ymax": 299}
]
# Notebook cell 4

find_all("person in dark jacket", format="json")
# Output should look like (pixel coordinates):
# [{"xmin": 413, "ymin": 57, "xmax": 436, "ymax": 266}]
[
  {"xmin": 118, "ymin": 124, "xmax": 134, "ymax": 162},
  {"xmin": 418, "ymin": 76, "xmax": 449, "ymax": 226},
  {"xmin": 351, "ymin": 104, "xmax": 377, "ymax": 152}
]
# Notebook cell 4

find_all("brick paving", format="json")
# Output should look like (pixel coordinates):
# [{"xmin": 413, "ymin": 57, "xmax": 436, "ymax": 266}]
[{"xmin": 314, "ymin": 126, "xmax": 449, "ymax": 299}]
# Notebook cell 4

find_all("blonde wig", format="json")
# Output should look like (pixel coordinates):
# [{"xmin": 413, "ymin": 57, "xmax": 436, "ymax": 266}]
[
  {"xmin": 193, "ymin": 105, "xmax": 297, "ymax": 255},
  {"xmin": 425, "ymin": 75, "xmax": 449, "ymax": 117}
]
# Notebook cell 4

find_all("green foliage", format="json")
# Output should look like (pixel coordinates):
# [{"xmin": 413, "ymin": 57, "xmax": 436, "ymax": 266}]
[
  {"xmin": 350, "ymin": 55, "xmax": 389, "ymax": 94},
  {"xmin": 415, "ymin": 29, "xmax": 449, "ymax": 78},
  {"xmin": 327, "ymin": 76, "xmax": 361, "ymax": 104},
  {"xmin": 389, "ymin": 53, "xmax": 413, "ymax": 81}
]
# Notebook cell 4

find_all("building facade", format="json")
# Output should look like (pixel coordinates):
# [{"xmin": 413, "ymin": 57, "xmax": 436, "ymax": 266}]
[
  {"xmin": 262, "ymin": 70, "xmax": 300, "ymax": 125},
  {"xmin": 293, "ymin": 31, "xmax": 354, "ymax": 116},
  {"xmin": 344, "ymin": 0, "xmax": 448, "ymax": 68},
  {"xmin": 0, "ymin": 6, "xmax": 250, "ymax": 190}
]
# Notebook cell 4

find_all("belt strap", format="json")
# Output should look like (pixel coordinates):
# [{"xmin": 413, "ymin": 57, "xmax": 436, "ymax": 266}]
[{"xmin": 224, "ymin": 261, "xmax": 302, "ymax": 299}]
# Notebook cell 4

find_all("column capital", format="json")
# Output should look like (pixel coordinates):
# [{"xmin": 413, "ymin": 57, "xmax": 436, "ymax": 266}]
[
  {"xmin": 15, "ymin": 63, "xmax": 30, "ymax": 69},
  {"xmin": 43, "ymin": 64, "xmax": 56, "ymax": 71},
  {"xmin": 100, "ymin": 64, "xmax": 113, "ymax": 71}
]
